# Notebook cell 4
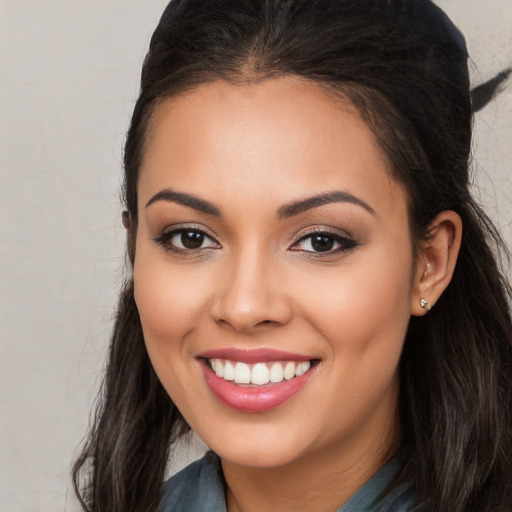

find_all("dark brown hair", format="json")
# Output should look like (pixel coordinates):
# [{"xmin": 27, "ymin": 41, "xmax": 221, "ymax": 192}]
[{"xmin": 73, "ymin": 1, "xmax": 512, "ymax": 511}]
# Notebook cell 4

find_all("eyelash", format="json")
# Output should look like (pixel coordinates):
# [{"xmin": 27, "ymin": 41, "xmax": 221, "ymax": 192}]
[
  {"xmin": 153, "ymin": 225, "xmax": 220, "ymax": 255},
  {"xmin": 153, "ymin": 226, "xmax": 358, "ymax": 257},
  {"xmin": 289, "ymin": 229, "xmax": 358, "ymax": 257}
]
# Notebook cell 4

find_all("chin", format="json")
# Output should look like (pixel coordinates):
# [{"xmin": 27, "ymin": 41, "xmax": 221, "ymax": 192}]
[
  {"xmin": 214, "ymin": 442, "xmax": 303, "ymax": 469},
  {"xmin": 195, "ymin": 420, "xmax": 315, "ymax": 470}
]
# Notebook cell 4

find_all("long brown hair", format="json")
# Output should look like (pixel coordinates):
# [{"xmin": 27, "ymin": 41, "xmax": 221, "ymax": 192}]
[{"xmin": 73, "ymin": 1, "xmax": 512, "ymax": 510}]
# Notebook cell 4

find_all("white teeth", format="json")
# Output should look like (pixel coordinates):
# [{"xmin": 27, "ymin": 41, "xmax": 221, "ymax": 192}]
[
  {"xmin": 209, "ymin": 358, "xmax": 313, "ymax": 386},
  {"xmin": 223, "ymin": 360, "xmax": 235, "ymax": 381},
  {"xmin": 284, "ymin": 361, "xmax": 296, "ymax": 380},
  {"xmin": 251, "ymin": 363, "xmax": 270, "ymax": 385},
  {"xmin": 234, "ymin": 362, "xmax": 251, "ymax": 384},
  {"xmin": 212, "ymin": 359, "xmax": 224, "ymax": 378},
  {"xmin": 295, "ymin": 361, "xmax": 311, "ymax": 377},
  {"xmin": 269, "ymin": 363, "xmax": 284, "ymax": 383}
]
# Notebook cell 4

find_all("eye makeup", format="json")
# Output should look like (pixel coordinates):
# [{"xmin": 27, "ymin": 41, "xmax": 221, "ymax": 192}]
[
  {"xmin": 152, "ymin": 223, "xmax": 360, "ymax": 262},
  {"xmin": 289, "ymin": 227, "xmax": 359, "ymax": 257},
  {"xmin": 153, "ymin": 224, "xmax": 221, "ymax": 257}
]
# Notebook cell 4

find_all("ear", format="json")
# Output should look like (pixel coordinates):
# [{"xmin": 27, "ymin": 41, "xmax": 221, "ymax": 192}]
[
  {"xmin": 410, "ymin": 210, "xmax": 462, "ymax": 316},
  {"xmin": 122, "ymin": 210, "xmax": 131, "ymax": 230},
  {"xmin": 122, "ymin": 211, "xmax": 136, "ymax": 266}
]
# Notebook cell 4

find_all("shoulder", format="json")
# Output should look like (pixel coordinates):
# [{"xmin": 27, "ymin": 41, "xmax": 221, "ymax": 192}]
[
  {"xmin": 337, "ymin": 453, "xmax": 417, "ymax": 512},
  {"xmin": 374, "ymin": 484, "xmax": 416, "ymax": 512},
  {"xmin": 159, "ymin": 451, "xmax": 226, "ymax": 512}
]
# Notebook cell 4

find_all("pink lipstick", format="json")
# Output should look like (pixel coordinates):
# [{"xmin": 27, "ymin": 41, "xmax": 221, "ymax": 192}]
[{"xmin": 197, "ymin": 348, "xmax": 318, "ymax": 413}]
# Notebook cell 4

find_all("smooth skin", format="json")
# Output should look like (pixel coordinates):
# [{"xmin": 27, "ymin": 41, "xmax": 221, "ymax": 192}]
[{"xmin": 132, "ymin": 77, "xmax": 462, "ymax": 512}]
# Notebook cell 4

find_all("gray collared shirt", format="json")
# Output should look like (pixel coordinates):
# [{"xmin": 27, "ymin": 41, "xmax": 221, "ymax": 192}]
[{"xmin": 159, "ymin": 451, "xmax": 416, "ymax": 511}]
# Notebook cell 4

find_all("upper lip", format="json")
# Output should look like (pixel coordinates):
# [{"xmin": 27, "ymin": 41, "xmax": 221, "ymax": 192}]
[{"xmin": 197, "ymin": 347, "xmax": 316, "ymax": 364}]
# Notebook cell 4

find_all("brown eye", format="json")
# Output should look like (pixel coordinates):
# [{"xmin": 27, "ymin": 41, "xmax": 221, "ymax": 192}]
[
  {"xmin": 311, "ymin": 235, "xmax": 335, "ymax": 252},
  {"xmin": 153, "ymin": 227, "xmax": 219, "ymax": 253},
  {"xmin": 290, "ymin": 230, "xmax": 357, "ymax": 255},
  {"xmin": 180, "ymin": 231, "xmax": 205, "ymax": 249}
]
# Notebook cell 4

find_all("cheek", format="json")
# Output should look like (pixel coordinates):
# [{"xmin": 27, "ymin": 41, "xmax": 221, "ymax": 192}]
[
  {"xmin": 300, "ymin": 251, "xmax": 413, "ymax": 436},
  {"xmin": 133, "ymin": 245, "xmax": 211, "ymax": 360},
  {"xmin": 297, "ymin": 239, "xmax": 414, "ymax": 369}
]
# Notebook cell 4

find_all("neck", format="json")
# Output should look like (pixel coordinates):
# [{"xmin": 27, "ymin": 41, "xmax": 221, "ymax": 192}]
[{"xmin": 222, "ymin": 414, "xmax": 400, "ymax": 512}]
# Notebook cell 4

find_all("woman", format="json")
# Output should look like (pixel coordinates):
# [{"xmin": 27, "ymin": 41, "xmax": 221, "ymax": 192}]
[{"xmin": 73, "ymin": 0, "xmax": 512, "ymax": 511}]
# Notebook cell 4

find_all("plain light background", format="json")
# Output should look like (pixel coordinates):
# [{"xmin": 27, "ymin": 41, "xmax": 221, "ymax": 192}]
[{"xmin": 0, "ymin": 1, "xmax": 510, "ymax": 511}]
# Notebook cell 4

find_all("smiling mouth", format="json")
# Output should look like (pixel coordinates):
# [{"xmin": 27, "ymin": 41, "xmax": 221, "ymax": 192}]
[
  {"xmin": 199, "ymin": 352, "xmax": 320, "ymax": 412},
  {"xmin": 205, "ymin": 358, "xmax": 318, "ymax": 386}
]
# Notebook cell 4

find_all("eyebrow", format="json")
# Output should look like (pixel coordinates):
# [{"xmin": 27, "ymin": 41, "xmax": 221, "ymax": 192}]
[
  {"xmin": 145, "ymin": 189, "xmax": 221, "ymax": 216},
  {"xmin": 277, "ymin": 190, "xmax": 375, "ymax": 219},
  {"xmin": 145, "ymin": 188, "xmax": 375, "ymax": 219}
]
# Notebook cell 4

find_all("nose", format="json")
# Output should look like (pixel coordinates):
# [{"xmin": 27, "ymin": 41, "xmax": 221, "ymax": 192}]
[{"xmin": 210, "ymin": 246, "xmax": 293, "ymax": 334}]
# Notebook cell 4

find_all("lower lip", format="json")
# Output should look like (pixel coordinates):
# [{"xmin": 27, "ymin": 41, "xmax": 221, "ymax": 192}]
[{"xmin": 200, "ymin": 360, "xmax": 316, "ymax": 413}]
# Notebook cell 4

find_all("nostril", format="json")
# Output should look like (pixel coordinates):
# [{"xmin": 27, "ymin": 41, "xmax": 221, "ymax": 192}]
[{"xmin": 256, "ymin": 319, "xmax": 276, "ymax": 328}]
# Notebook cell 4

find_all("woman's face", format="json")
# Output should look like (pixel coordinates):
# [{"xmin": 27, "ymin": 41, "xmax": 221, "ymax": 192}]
[{"xmin": 134, "ymin": 78, "xmax": 417, "ymax": 469}]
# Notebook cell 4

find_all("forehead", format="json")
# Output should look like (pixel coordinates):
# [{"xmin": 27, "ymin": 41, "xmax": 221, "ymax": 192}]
[{"xmin": 138, "ymin": 77, "xmax": 403, "ymax": 217}]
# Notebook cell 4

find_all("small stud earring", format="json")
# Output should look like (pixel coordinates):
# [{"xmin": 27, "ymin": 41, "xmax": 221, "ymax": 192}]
[{"xmin": 420, "ymin": 298, "xmax": 432, "ymax": 311}]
